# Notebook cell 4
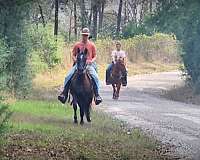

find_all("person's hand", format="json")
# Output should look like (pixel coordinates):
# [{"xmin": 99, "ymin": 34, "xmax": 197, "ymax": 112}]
[{"xmin": 86, "ymin": 60, "xmax": 92, "ymax": 65}]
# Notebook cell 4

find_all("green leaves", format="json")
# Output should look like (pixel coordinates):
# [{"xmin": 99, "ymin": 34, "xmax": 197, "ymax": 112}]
[
  {"xmin": 0, "ymin": 103, "xmax": 12, "ymax": 135},
  {"xmin": 28, "ymin": 24, "xmax": 63, "ymax": 71},
  {"xmin": 0, "ymin": 1, "xmax": 33, "ymax": 96},
  {"xmin": 146, "ymin": 0, "xmax": 200, "ymax": 93}
]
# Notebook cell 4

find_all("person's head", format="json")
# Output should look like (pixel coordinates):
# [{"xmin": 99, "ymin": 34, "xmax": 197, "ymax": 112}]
[
  {"xmin": 115, "ymin": 41, "xmax": 121, "ymax": 51},
  {"xmin": 81, "ymin": 27, "xmax": 90, "ymax": 42}
]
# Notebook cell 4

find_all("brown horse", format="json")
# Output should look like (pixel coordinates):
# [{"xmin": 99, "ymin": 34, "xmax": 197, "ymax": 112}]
[
  {"xmin": 69, "ymin": 48, "xmax": 94, "ymax": 125},
  {"xmin": 110, "ymin": 59, "xmax": 127, "ymax": 99}
]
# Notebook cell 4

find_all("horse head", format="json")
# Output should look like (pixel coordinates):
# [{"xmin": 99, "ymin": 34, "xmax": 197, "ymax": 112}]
[
  {"xmin": 111, "ymin": 59, "xmax": 126, "ymax": 80},
  {"xmin": 76, "ymin": 48, "xmax": 88, "ymax": 74}
]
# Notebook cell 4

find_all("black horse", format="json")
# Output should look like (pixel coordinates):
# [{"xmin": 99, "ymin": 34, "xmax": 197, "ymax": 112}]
[{"xmin": 69, "ymin": 48, "xmax": 94, "ymax": 125}]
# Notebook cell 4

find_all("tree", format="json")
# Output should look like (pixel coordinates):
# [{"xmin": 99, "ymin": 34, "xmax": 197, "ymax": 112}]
[
  {"xmin": 74, "ymin": 0, "xmax": 77, "ymax": 39},
  {"xmin": 146, "ymin": 0, "xmax": 200, "ymax": 93},
  {"xmin": 98, "ymin": 0, "xmax": 105, "ymax": 32},
  {"xmin": 0, "ymin": 0, "xmax": 33, "ymax": 96},
  {"xmin": 37, "ymin": 0, "xmax": 46, "ymax": 27},
  {"xmin": 116, "ymin": 0, "xmax": 123, "ymax": 37},
  {"xmin": 92, "ymin": 1, "xmax": 98, "ymax": 40},
  {"xmin": 54, "ymin": 0, "xmax": 59, "ymax": 36},
  {"xmin": 80, "ymin": 0, "xmax": 87, "ymax": 28}
]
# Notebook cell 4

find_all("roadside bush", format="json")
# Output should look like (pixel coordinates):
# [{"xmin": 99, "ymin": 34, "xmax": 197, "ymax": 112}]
[
  {"xmin": 94, "ymin": 33, "xmax": 180, "ymax": 64},
  {"xmin": 122, "ymin": 22, "xmax": 151, "ymax": 38},
  {"xmin": 28, "ymin": 24, "xmax": 65, "ymax": 73},
  {"xmin": 0, "ymin": 97, "xmax": 11, "ymax": 135}
]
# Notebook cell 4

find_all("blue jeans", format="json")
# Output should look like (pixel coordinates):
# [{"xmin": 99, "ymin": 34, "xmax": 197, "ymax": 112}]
[{"xmin": 64, "ymin": 63, "xmax": 100, "ymax": 91}]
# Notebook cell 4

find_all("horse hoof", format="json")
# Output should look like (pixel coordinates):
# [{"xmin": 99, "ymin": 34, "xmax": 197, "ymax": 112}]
[
  {"xmin": 74, "ymin": 119, "xmax": 78, "ymax": 124},
  {"xmin": 80, "ymin": 121, "xmax": 84, "ymax": 125},
  {"xmin": 87, "ymin": 117, "xmax": 91, "ymax": 122}
]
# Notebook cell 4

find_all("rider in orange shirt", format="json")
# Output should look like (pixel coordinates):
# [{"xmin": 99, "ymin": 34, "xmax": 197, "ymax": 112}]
[{"xmin": 58, "ymin": 28, "xmax": 102, "ymax": 105}]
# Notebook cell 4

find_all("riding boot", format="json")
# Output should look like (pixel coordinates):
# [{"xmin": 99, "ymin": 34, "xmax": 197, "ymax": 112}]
[
  {"xmin": 58, "ymin": 80, "xmax": 71, "ymax": 104},
  {"xmin": 91, "ymin": 78, "xmax": 102, "ymax": 105},
  {"xmin": 122, "ymin": 72, "xmax": 127, "ymax": 86}
]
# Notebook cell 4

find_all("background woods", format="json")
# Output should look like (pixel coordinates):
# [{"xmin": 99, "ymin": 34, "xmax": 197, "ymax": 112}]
[{"xmin": 0, "ymin": 0, "xmax": 200, "ymax": 96}]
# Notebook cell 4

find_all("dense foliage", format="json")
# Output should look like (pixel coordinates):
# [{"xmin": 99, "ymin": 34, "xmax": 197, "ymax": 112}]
[
  {"xmin": 0, "ymin": 1, "xmax": 63, "ymax": 96},
  {"xmin": 0, "ymin": 1, "xmax": 33, "ymax": 96},
  {"xmin": 1, "ymin": 0, "xmax": 200, "ymax": 96},
  {"xmin": 145, "ymin": 0, "xmax": 200, "ymax": 93}
]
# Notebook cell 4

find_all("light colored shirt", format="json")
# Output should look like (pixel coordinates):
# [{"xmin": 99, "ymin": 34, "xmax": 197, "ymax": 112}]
[
  {"xmin": 111, "ymin": 50, "xmax": 127, "ymax": 61},
  {"xmin": 72, "ymin": 40, "xmax": 96, "ymax": 61}
]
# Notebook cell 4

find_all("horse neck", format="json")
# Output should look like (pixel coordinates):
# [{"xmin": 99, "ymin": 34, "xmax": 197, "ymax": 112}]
[
  {"xmin": 112, "ymin": 63, "xmax": 120, "ymax": 74},
  {"xmin": 77, "ymin": 72, "xmax": 87, "ymax": 83}
]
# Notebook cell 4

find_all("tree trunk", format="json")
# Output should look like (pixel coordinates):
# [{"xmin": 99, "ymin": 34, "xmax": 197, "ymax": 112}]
[
  {"xmin": 92, "ymin": 2, "xmax": 98, "ymax": 40},
  {"xmin": 69, "ymin": 9, "xmax": 72, "ymax": 41},
  {"xmin": 37, "ymin": 0, "xmax": 45, "ymax": 27},
  {"xmin": 139, "ymin": 0, "xmax": 145, "ymax": 23},
  {"xmin": 88, "ymin": 7, "xmax": 92, "ymax": 30},
  {"xmin": 80, "ymin": 0, "xmax": 87, "ymax": 28},
  {"xmin": 149, "ymin": 0, "xmax": 153, "ymax": 13},
  {"xmin": 98, "ymin": 1, "xmax": 105, "ymax": 32},
  {"xmin": 116, "ymin": 0, "xmax": 123, "ymax": 37},
  {"xmin": 124, "ymin": 0, "xmax": 128, "ymax": 25},
  {"xmin": 54, "ymin": 0, "xmax": 59, "ymax": 36},
  {"xmin": 74, "ymin": 0, "xmax": 77, "ymax": 39}
]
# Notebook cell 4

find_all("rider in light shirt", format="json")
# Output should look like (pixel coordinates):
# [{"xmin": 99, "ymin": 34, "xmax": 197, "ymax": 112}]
[{"xmin": 106, "ymin": 41, "xmax": 127, "ymax": 86}]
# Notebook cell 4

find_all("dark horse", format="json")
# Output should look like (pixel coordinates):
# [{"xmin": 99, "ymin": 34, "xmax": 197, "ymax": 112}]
[
  {"xmin": 69, "ymin": 48, "xmax": 94, "ymax": 125},
  {"xmin": 110, "ymin": 59, "xmax": 127, "ymax": 99}
]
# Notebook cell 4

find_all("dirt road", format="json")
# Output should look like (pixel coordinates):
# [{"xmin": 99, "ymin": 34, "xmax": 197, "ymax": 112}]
[{"xmin": 99, "ymin": 72, "xmax": 200, "ymax": 160}]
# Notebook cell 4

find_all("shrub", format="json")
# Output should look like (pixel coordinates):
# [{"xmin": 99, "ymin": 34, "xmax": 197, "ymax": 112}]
[
  {"xmin": 122, "ymin": 22, "xmax": 151, "ymax": 38},
  {"xmin": 0, "ymin": 97, "xmax": 11, "ymax": 135},
  {"xmin": 94, "ymin": 33, "xmax": 180, "ymax": 64},
  {"xmin": 28, "ymin": 24, "xmax": 65, "ymax": 72}
]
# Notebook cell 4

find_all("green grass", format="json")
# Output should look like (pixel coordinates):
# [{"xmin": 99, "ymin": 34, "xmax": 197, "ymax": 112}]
[
  {"xmin": 0, "ymin": 100, "xmax": 174, "ymax": 160},
  {"xmin": 10, "ymin": 100, "xmax": 72, "ymax": 118}
]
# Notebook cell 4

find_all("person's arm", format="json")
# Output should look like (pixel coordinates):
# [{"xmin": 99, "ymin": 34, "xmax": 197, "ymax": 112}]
[
  {"xmin": 124, "ymin": 57, "xmax": 127, "ymax": 67},
  {"xmin": 87, "ymin": 43, "xmax": 97, "ymax": 64},
  {"xmin": 91, "ymin": 55, "xmax": 97, "ymax": 63}
]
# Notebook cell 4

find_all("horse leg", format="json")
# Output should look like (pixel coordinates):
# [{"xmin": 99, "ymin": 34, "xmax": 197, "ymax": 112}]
[
  {"xmin": 116, "ymin": 83, "xmax": 121, "ymax": 99},
  {"xmin": 73, "ymin": 103, "xmax": 78, "ymax": 124},
  {"xmin": 79, "ymin": 105, "xmax": 84, "ymax": 125},
  {"xmin": 86, "ymin": 103, "xmax": 91, "ymax": 122},
  {"xmin": 112, "ymin": 84, "xmax": 116, "ymax": 99}
]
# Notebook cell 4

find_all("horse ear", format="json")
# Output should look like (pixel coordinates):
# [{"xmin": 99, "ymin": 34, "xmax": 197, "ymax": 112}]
[{"xmin": 84, "ymin": 48, "xmax": 88, "ymax": 55}]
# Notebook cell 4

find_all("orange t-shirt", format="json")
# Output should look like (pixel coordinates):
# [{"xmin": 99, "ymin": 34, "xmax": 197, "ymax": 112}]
[{"xmin": 72, "ymin": 40, "xmax": 96, "ymax": 61}]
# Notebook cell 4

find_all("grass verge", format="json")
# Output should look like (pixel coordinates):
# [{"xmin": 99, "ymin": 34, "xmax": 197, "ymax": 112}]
[{"xmin": 0, "ymin": 100, "xmax": 174, "ymax": 160}]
